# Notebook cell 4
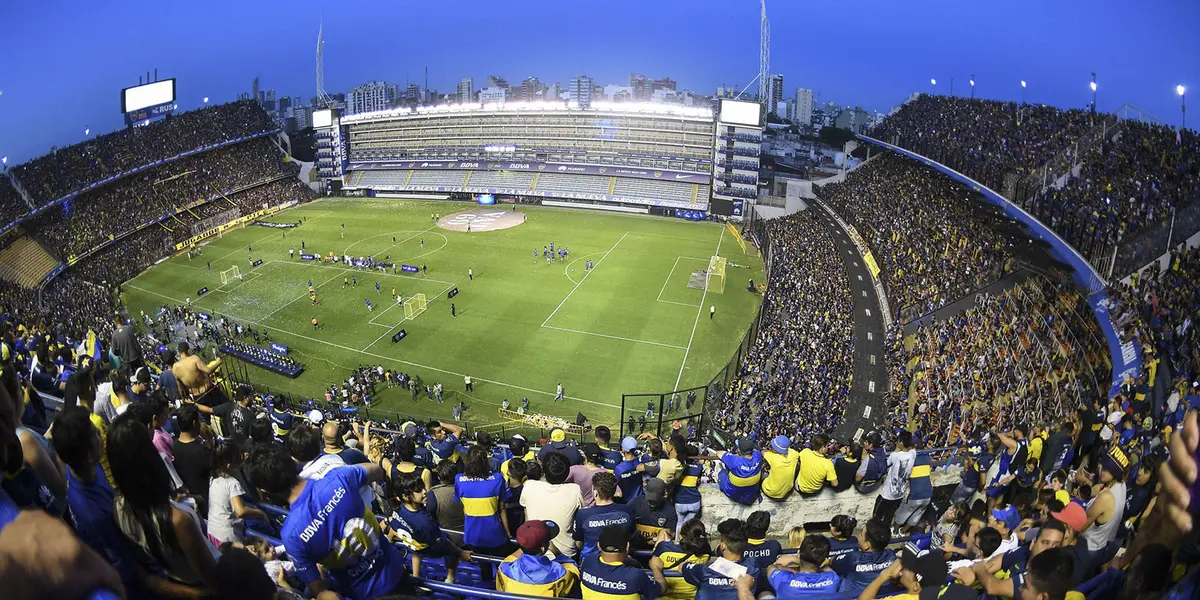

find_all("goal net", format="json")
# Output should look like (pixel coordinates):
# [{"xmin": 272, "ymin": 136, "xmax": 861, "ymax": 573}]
[
  {"xmin": 403, "ymin": 293, "xmax": 428, "ymax": 320},
  {"xmin": 707, "ymin": 256, "xmax": 727, "ymax": 294},
  {"xmin": 220, "ymin": 266, "xmax": 242, "ymax": 285}
]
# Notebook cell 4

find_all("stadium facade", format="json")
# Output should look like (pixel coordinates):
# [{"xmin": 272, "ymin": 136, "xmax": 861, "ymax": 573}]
[{"xmin": 326, "ymin": 101, "xmax": 762, "ymax": 218}]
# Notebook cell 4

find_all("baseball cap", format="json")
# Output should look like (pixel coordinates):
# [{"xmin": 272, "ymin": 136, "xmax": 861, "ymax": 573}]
[
  {"xmin": 736, "ymin": 437, "xmax": 756, "ymax": 453},
  {"xmin": 583, "ymin": 442, "xmax": 603, "ymax": 464},
  {"xmin": 134, "ymin": 367, "xmax": 152, "ymax": 385},
  {"xmin": 1051, "ymin": 502, "xmax": 1088, "ymax": 533},
  {"xmin": 1054, "ymin": 489, "xmax": 1071, "ymax": 507},
  {"xmin": 621, "ymin": 436, "xmax": 639, "ymax": 452},
  {"xmin": 900, "ymin": 546, "xmax": 948, "ymax": 589},
  {"xmin": 991, "ymin": 505, "xmax": 1020, "ymax": 533},
  {"xmin": 515, "ymin": 520, "xmax": 560, "ymax": 551},
  {"xmin": 598, "ymin": 525, "xmax": 631, "ymax": 553},
  {"xmin": 1099, "ymin": 447, "xmax": 1130, "ymax": 479},
  {"xmin": 770, "ymin": 435, "xmax": 790, "ymax": 454},
  {"xmin": 307, "ymin": 409, "xmax": 324, "ymax": 425},
  {"xmin": 550, "ymin": 427, "xmax": 566, "ymax": 443},
  {"xmin": 645, "ymin": 478, "xmax": 667, "ymax": 503},
  {"xmin": 967, "ymin": 444, "xmax": 983, "ymax": 456}
]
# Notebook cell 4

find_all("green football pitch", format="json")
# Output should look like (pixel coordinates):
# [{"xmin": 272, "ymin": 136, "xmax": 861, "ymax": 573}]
[{"xmin": 120, "ymin": 198, "xmax": 764, "ymax": 430}]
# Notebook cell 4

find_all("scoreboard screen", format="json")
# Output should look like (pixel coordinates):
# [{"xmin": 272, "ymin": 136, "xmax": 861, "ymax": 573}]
[
  {"xmin": 719, "ymin": 99, "xmax": 761, "ymax": 127},
  {"xmin": 312, "ymin": 109, "xmax": 334, "ymax": 128},
  {"xmin": 122, "ymin": 79, "xmax": 176, "ymax": 113}
]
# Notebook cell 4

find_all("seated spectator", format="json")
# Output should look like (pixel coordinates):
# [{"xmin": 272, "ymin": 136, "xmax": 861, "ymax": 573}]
[
  {"xmin": 629, "ymin": 478, "xmax": 677, "ymax": 549},
  {"xmin": 521, "ymin": 451, "xmax": 584, "ymax": 557},
  {"xmin": 537, "ymin": 426, "xmax": 582, "ymax": 465},
  {"xmin": 581, "ymin": 526, "xmax": 664, "ymax": 598},
  {"xmin": 767, "ymin": 534, "xmax": 840, "ymax": 598},
  {"xmin": 832, "ymin": 441, "xmax": 862, "ymax": 493},
  {"xmin": 497, "ymin": 520, "xmax": 580, "ymax": 597},
  {"xmin": 761, "ymin": 434, "xmax": 799, "ymax": 500},
  {"xmin": 206, "ymin": 440, "xmax": 267, "ymax": 544},
  {"xmin": 858, "ymin": 546, "xmax": 978, "ymax": 600},
  {"xmin": 649, "ymin": 519, "xmax": 712, "ymax": 599},
  {"xmin": 681, "ymin": 518, "xmax": 760, "ymax": 599},
  {"xmin": 387, "ymin": 472, "xmax": 471, "ymax": 583},
  {"xmin": 566, "ymin": 442, "xmax": 607, "ymax": 507},
  {"xmin": 827, "ymin": 515, "xmax": 860, "ymax": 559},
  {"xmin": 715, "ymin": 437, "xmax": 763, "ymax": 505},
  {"xmin": 795, "ymin": 434, "xmax": 838, "ymax": 495}
]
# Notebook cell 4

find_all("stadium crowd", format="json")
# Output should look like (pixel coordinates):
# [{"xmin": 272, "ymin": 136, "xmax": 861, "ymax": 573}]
[
  {"xmin": 0, "ymin": 176, "xmax": 30, "ymax": 227},
  {"xmin": 870, "ymin": 95, "xmax": 1096, "ymax": 192},
  {"xmin": 711, "ymin": 209, "xmax": 855, "ymax": 447},
  {"xmin": 10, "ymin": 100, "xmax": 277, "ymax": 206},
  {"xmin": 820, "ymin": 154, "xmax": 1013, "ymax": 320}
]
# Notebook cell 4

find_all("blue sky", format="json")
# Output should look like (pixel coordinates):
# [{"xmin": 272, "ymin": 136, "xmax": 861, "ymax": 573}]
[{"xmin": 1, "ymin": 0, "xmax": 1197, "ymax": 163}]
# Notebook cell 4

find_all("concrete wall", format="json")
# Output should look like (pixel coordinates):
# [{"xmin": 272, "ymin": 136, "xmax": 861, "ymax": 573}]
[{"xmin": 695, "ymin": 465, "xmax": 963, "ymax": 537}]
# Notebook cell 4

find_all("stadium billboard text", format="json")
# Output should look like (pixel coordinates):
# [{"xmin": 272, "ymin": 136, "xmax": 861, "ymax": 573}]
[
  {"xmin": 124, "ymin": 102, "xmax": 176, "ymax": 125},
  {"xmin": 121, "ymin": 79, "xmax": 176, "ymax": 113}
]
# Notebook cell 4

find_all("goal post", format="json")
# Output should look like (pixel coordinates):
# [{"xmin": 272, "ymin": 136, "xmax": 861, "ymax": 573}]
[
  {"xmin": 220, "ymin": 266, "xmax": 242, "ymax": 285},
  {"xmin": 403, "ymin": 293, "xmax": 428, "ymax": 320},
  {"xmin": 707, "ymin": 256, "xmax": 727, "ymax": 294}
]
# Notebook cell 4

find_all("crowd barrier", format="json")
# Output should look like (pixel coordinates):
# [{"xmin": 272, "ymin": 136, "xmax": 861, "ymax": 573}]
[{"xmin": 856, "ymin": 135, "xmax": 1141, "ymax": 399}]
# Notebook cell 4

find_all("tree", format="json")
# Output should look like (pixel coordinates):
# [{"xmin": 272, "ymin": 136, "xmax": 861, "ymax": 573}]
[{"xmin": 818, "ymin": 126, "xmax": 857, "ymax": 147}]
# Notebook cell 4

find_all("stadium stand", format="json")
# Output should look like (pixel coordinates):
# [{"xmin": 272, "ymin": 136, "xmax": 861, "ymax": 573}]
[
  {"xmin": 9, "ymin": 100, "xmax": 277, "ymax": 206},
  {"xmin": 0, "ymin": 234, "xmax": 60, "ymax": 288},
  {"xmin": 406, "ymin": 169, "xmax": 471, "ymax": 187},
  {"xmin": 349, "ymin": 169, "xmax": 410, "ymax": 188},
  {"xmin": 611, "ymin": 177, "xmax": 702, "ymax": 203},
  {"xmin": 533, "ymin": 172, "xmax": 612, "ymax": 196},
  {"xmin": 463, "ymin": 169, "xmax": 536, "ymax": 190},
  {"xmin": 0, "ymin": 175, "xmax": 31, "ymax": 226}
]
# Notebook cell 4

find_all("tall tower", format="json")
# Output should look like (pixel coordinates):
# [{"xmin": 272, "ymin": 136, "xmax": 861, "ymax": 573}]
[
  {"xmin": 758, "ymin": 0, "xmax": 770, "ymax": 103},
  {"xmin": 316, "ymin": 21, "xmax": 333, "ymax": 108}
]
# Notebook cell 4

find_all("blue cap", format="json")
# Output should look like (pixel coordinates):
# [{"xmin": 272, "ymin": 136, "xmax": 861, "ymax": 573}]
[
  {"xmin": 991, "ymin": 505, "xmax": 1020, "ymax": 533},
  {"xmin": 620, "ymin": 436, "xmax": 639, "ymax": 452},
  {"xmin": 771, "ymin": 435, "xmax": 790, "ymax": 454}
]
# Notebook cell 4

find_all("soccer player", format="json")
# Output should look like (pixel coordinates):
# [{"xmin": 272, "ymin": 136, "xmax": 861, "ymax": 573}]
[
  {"xmin": 366, "ymin": 299, "xmax": 373, "ymax": 312},
  {"xmin": 343, "ymin": 277, "xmax": 349, "ymax": 288},
  {"xmin": 420, "ymin": 239, "xmax": 424, "ymax": 249},
  {"xmin": 555, "ymin": 383, "xmax": 564, "ymax": 402},
  {"xmin": 310, "ymin": 293, "xmax": 318, "ymax": 305},
  {"xmin": 352, "ymin": 276, "xmax": 358, "ymax": 286},
  {"xmin": 376, "ymin": 282, "xmax": 381, "ymax": 294},
  {"xmin": 392, "ymin": 236, "xmax": 396, "ymax": 245},
  {"xmin": 391, "ymin": 287, "xmax": 397, "ymax": 299},
  {"xmin": 301, "ymin": 240, "xmax": 305, "ymax": 250},
  {"xmin": 451, "ymin": 303, "xmax": 456, "ymax": 318},
  {"xmin": 289, "ymin": 249, "xmax": 295, "ymax": 259},
  {"xmin": 468, "ymin": 267, "xmax": 473, "ymax": 281}
]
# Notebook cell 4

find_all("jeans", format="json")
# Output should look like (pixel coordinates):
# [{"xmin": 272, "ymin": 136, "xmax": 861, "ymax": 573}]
[
  {"xmin": 676, "ymin": 501, "xmax": 702, "ymax": 534},
  {"xmin": 950, "ymin": 482, "xmax": 975, "ymax": 504}
]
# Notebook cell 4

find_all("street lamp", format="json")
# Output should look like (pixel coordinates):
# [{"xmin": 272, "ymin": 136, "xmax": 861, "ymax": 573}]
[
  {"xmin": 970, "ymin": 74, "xmax": 975, "ymax": 99},
  {"xmin": 1178, "ymin": 85, "xmax": 1187, "ymax": 131},
  {"xmin": 1090, "ymin": 72, "xmax": 1097, "ymax": 112}
]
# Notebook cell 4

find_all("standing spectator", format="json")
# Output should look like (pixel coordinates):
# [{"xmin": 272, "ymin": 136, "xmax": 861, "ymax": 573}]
[
  {"xmin": 156, "ymin": 350, "xmax": 180, "ymax": 405},
  {"xmin": 1080, "ymin": 451, "xmax": 1128, "ymax": 572},
  {"xmin": 795, "ymin": 434, "xmax": 839, "ymax": 495},
  {"xmin": 614, "ymin": 436, "xmax": 644, "ymax": 501},
  {"xmin": 761, "ymin": 435, "xmax": 800, "ymax": 500},
  {"xmin": 896, "ymin": 449, "xmax": 934, "ymax": 532},
  {"xmin": 521, "ymin": 451, "xmax": 584, "ymax": 557},
  {"xmin": 951, "ymin": 445, "xmax": 985, "ymax": 504},
  {"xmin": 593, "ymin": 426, "xmax": 622, "ymax": 470},
  {"xmin": 715, "ymin": 437, "xmax": 763, "ymax": 505},
  {"xmin": 190, "ymin": 385, "xmax": 254, "ymax": 444},
  {"xmin": 110, "ymin": 315, "xmax": 144, "ymax": 373},
  {"xmin": 206, "ymin": 440, "xmax": 267, "ymax": 544},
  {"xmin": 171, "ymin": 404, "xmax": 211, "ymax": 508},
  {"xmin": 454, "ymin": 445, "xmax": 511, "ymax": 576},
  {"xmin": 566, "ymin": 443, "xmax": 607, "ymax": 507},
  {"xmin": 875, "ymin": 431, "xmax": 915, "ymax": 527},
  {"xmin": 108, "ymin": 413, "xmax": 220, "ymax": 596},
  {"xmin": 573, "ymin": 471, "xmax": 634, "ymax": 560},
  {"xmin": 430, "ymin": 459, "xmax": 465, "ymax": 547},
  {"xmin": 673, "ymin": 439, "xmax": 704, "ymax": 534}
]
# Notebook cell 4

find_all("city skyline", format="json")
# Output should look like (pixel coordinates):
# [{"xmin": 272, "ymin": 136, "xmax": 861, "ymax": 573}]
[{"xmin": 1, "ymin": 0, "xmax": 1197, "ymax": 163}]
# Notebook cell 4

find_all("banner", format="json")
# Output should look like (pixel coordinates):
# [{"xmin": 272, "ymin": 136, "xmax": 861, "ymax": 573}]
[
  {"xmin": 401, "ymin": 264, "xmax": 419, "ymax": 273},
  {"xmin": 197, "ymin": 287, "xmax": 209, "ymax": 296},
  {"xmin": 391, "ymin": 329, "xmax": 408, "ymax": 342},
  {"xmin": 174, "ymin": 204, "xmax": 286, "ymax": 251},
  {"xmin": 447, "ymin": 287, "xmax": 459, "ymax": 299},
  {"xmin": 251, "ymin": 220, "xmax": 299, "ymax": 229},
  {"xmin": 269, "ymin": 342, "xmax": 289, "ymax": 355},
  {"xmin": 300, "ymin": 253, "xmax": 317, "ymax": 261}
]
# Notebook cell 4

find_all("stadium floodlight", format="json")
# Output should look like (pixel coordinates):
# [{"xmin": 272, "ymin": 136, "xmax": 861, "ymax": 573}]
[
  {"xmin": 84, "ymin": 128, "xmax": 89, "ymax": 135},
  {"xmin": 1178, "ymin": 85, "xmax": 1187, "ymax": 97},
  {"xmin": 203, "ymin": 97, "xmax": 209, "ymax": 103},
  {"xmin": 1090, "ymin": 81, "xmax": 1097, "ymax": 92},
  {"xmin": 930, "ymin": 79, "xmax": 936, "ymax": 86},
  {"xmin": 1021, "ymin": 80, "xmax": 1027, "ymax": 88},
  {"xmin": 1, "ymin": 157, "xmax": 6, "ymax": 165}
]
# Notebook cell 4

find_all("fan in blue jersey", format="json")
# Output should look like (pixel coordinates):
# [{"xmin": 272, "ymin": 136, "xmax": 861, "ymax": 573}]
[
  {"xmin": 830, "ymin": 519, "xmax": 895, "ymax": 593},
  {"xmin": 386, "ymin": 472, "xmax": 471, "ymax": 583},
  {"xmin": 245, "ymin": 444, "xmax": 407, "ymax": 599},
  {"xmin": 573, "ymin": 471, "xmax": 635, "ymax": 560},
  {"xmin": 767, "ymin": 535, "xmax": 840, "ymax": 598},
  {"xmin": 681, "ymin": 518, "xmax": 761, "ymax": 600},
  {"xmin": 580, "ymin": 525, "xmax": 663, "ymax": 599}
]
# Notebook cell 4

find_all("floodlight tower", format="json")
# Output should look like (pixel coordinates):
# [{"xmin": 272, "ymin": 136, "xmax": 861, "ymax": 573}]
[
  {"xmin": 758, "ymin": 0, "xmax": 770, "ymax": 103},
  {"xmin": 316, "ymin": 20, "xmax": 334, "ymax": 108}
]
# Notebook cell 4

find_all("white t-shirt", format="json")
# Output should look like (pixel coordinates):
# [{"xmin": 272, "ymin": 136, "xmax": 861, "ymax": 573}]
[
  {"xmin": 520, "ymin": 480, "xmax": 583, "ymax": 556},
  {"xmin": 207, "ymin": 475, "xmax": 247, "ymax": 544},
  {"xmin": 1100, "ymin": 409, "xmax": 1122, "ymax": 441},
  {"xmin": 881, "ymin": 450, "xmax": 916, "ymax": 501}
]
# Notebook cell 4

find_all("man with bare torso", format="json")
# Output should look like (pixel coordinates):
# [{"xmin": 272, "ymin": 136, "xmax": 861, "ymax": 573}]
[{"xmin": 171, "ymin": 341, "xmax": 225, "ymax": 407}]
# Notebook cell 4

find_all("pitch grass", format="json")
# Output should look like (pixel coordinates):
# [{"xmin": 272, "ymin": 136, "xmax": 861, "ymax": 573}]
[{"xmin": 121, "ymin": 198, "xmax": 764, "ymax": 431}]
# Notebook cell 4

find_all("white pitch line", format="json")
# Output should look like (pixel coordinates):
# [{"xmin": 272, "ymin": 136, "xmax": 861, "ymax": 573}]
[
  {"xmin": 659, "ymin": 300, "xmax": 701, "ymax": 308},
  {"xmin": 363, "ymin": 282, "xmax": 457, "ymax": 351},
  {"xmin": 563, "ymin": 252, "xmax": 604, "ymax": 285},
  {"xmin": 258, "ymin": 266, "xmax": 351, "ymax": 323},
  {"xmin": 122, "ymin": 283, "xmax": 621, "ymax": 409},
  {"xmin": 657, "ymin": 256, "xmax": 710, "ymax": 305},
  {"xmin": 673, "ymin": 226, "xmax": 725, "ymax": 390},
  {"xmin": 542, "ymin": 325, "xmax": 688, "ymax": 350},
  {"xmin": 285, "ymin": 259, "xmax": 459, "ymax": 287},
  {"xmin": 541, "ymin": 231, "xmax": 629, "ymax": 328}
]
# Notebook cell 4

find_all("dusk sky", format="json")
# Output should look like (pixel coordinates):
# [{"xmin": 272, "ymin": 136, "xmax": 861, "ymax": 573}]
[{"xmin": 1, "ymin": 0, "xmax": 1197, "ymax": 163}]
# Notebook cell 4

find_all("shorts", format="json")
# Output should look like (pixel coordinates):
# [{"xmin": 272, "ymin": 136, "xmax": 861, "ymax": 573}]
[{"xmin": 895, "ymin": 498, "xmax": 931, "ymax": 527}]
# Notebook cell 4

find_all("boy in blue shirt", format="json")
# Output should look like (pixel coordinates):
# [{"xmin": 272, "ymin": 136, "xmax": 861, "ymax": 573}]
[
  {"xmin": 246, "ymin": 444, "xmax": 407, "ymax": 599},
  {"xmin": 387, "ymin": 472, "xmax": 471, "ymax": 582},
  {"xmin": 682, "ymin": 518, "xmax": 761, "ymax": 600}
]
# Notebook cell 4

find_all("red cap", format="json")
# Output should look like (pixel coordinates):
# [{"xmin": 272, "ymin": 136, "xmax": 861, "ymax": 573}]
[{"xmin": 515, "ymin": 520, "xmax": 560, "ymax": 550}]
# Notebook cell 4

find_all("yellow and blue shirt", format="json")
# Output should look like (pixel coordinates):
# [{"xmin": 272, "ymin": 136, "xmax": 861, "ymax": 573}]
[
  {"xmin": 454, "ymin": 472, "xmax": 509, "ymax": 548},
  {"xmin": 497, "ymin": 552, "xmax": 580, "ymax": 597},
  {"xmin": 581, "ymin": 553, "xmax": 661, "ymax": 600},
  {"xmin": 652, "ymin": 542, "xmax": 710, "ymax": 600},
  {"xmin": 674, "ymin": 461, "xmax": 703, "ymax": 505},
  {"xmin": 908, "ymin": 452, "xmax": 933, "ymax": 500},
  {"xmin": 717, "ymin": 451, "xmax": 763, "ymax": 505},
  {"xmin": 682, "ymin": 557, "xmax": 760, "ymax": 600}
]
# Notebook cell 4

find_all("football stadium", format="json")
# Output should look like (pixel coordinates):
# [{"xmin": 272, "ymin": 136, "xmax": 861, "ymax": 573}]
[{"xmin": 1, "ymin": 2, "xmax": 1199, "ymax": 600}]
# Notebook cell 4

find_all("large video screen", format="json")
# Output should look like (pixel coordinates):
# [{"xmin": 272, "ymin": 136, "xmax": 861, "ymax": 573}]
[
  {"xmin": 121, "ymin": 79, "xmax": 176, "ymax": 113},
  {"xmin": 312, "ymin": 109, "xmax": 334, "ymax": 128},
  {"xmin": 719, "ymin": 99, "xmax": 761, "ymax": 127}
]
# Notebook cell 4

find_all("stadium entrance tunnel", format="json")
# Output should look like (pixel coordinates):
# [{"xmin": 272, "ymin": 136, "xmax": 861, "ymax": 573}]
[{"xmin": 438, "ymin": 208, "xmax": 527, "ymax": 232}]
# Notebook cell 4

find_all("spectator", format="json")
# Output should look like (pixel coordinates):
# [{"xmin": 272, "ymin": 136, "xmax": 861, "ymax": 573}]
[
  {"xmin": 832, "ymin": 441, "xmax": 863, "ymax": 493},
  {"xmin": 429, "ymin": 459, "xmax": 465, "ymax": 547},
  {"xmin": 497, "ymin": 520, "xmax": 580, "ymax": 597},
  {"xmin": 831, "ymin": 520, "xmax": 895, "ymax": 594},
  {"xmin": 628, "ymin": 478, "xmax": 677, "ymax": 549},
  {"xmin": 795, "ymin": 434, "xmax": 838, "ymax": 495},
  {"xmin": 672, "ymin": 436, "xmax": 704, "ymax": 535},
  {"xmin": 767, "ymin": 534, "xmax": 839, "ymax": 598},
  {"xmin": 387, "ymin": 472, "xmax": 471, "ymax": 584},
  {"xmin": 191, "ymin": 384, "xmax": 254, "ymax": 443},
  {"xmin": 521, "ymin": 451, "xmax": 583, "ymax": 557},
  {"xmin": 614, "ymin": 436, "xmax": 644, "ymax": 501},
  {"xmin": 681, "ymin": 518, "xmax": 760, "ymax": 600},
  {"xmin": 537, "ymin": 427, "xmax": 582, "ymax": 465},
  {"xmin": 244, "ymin": 443, "xmax": 406, "ymax": 598},
  {"xmin": 566, "ymin": 442, "xmax": 607, "ymax": 507},
  {"xmin": 581, "ymin": 526, "xmax": 663, "ymax": 599},
  {"xmin": 454, "ymin": 444, "xmax": 511, "ymax": 575},
  {"xmin": 827, "ymin": 515, "xmax": 860, "ymax": 559},
  {"xmin": 858, "ymin": 546, "xmax": 978, "ymax": 600},
  {"xmin": 875, "ymin": 430, "xmax": 915, "ymax": 526},
  {"xmin": 206, "ymin": 440, "xmax": 266, "ymax": 544},
  {"xmin": 649, "ymin": 519, "xmax": 712, "ymax": 599},
  {"xmin": 761, "ymin": 434, "xmax": 799, "ymax": 500},
  {"xmin": 715, "ymin": 437, "xmax": 763, "ymax": 505},
  {"xmin": 170, "ymin": 404, "xmax": 211, "ymax": 507}
]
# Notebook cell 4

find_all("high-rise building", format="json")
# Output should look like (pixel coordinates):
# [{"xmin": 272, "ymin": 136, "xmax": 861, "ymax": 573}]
[
  {"xmin": 479, "ymin": 87, "xmax": 506, "ymax": 105},
  {"xmin": 766, "ymin": 74, "xmax": 784, "ymax": 116},
  {"xmin": 569, "ymin": 75, "xmax": 593, "ymax": 108},
  {"xmin": 650, "ymin": 77, "xmax": 677, "ymax": 94},
  {"xmin": 834, "ymin": 107, "xmax": 872, "ymax": 134},
  {"xmin": 519, "ymin": 77, "xmax": 542, "ymax": 102},
  {"xmin": 487, "ymin": 75, "xmax": 510, "ymax": 90},
  {"xmin": 346, "ymin": 81, "xmax": 398, "ymax": 115},
  {"xmin": 404, "ymin": 83, "xmax": 421, "ymax": 104},
  {"xmin": 716, "ymin": 86, "xmax": 739, "ymax": 98},
  {"xmin": 457, "ymin": 78, "xmax": 474, "ymax": 102},
  {"xmin": 630, "ymin": 74, "xmax": 651, "ymax": 101},
  {"xmin": 278, "ymin": 96, "xmax": 292, "ymax": 112},
  {"xmin": 604, "ymin": 85, "xmax": 633, "ymax": 101},
  {"xmin": 794, "ymin": 88, "xmax": 814, "ymax": 126}
]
